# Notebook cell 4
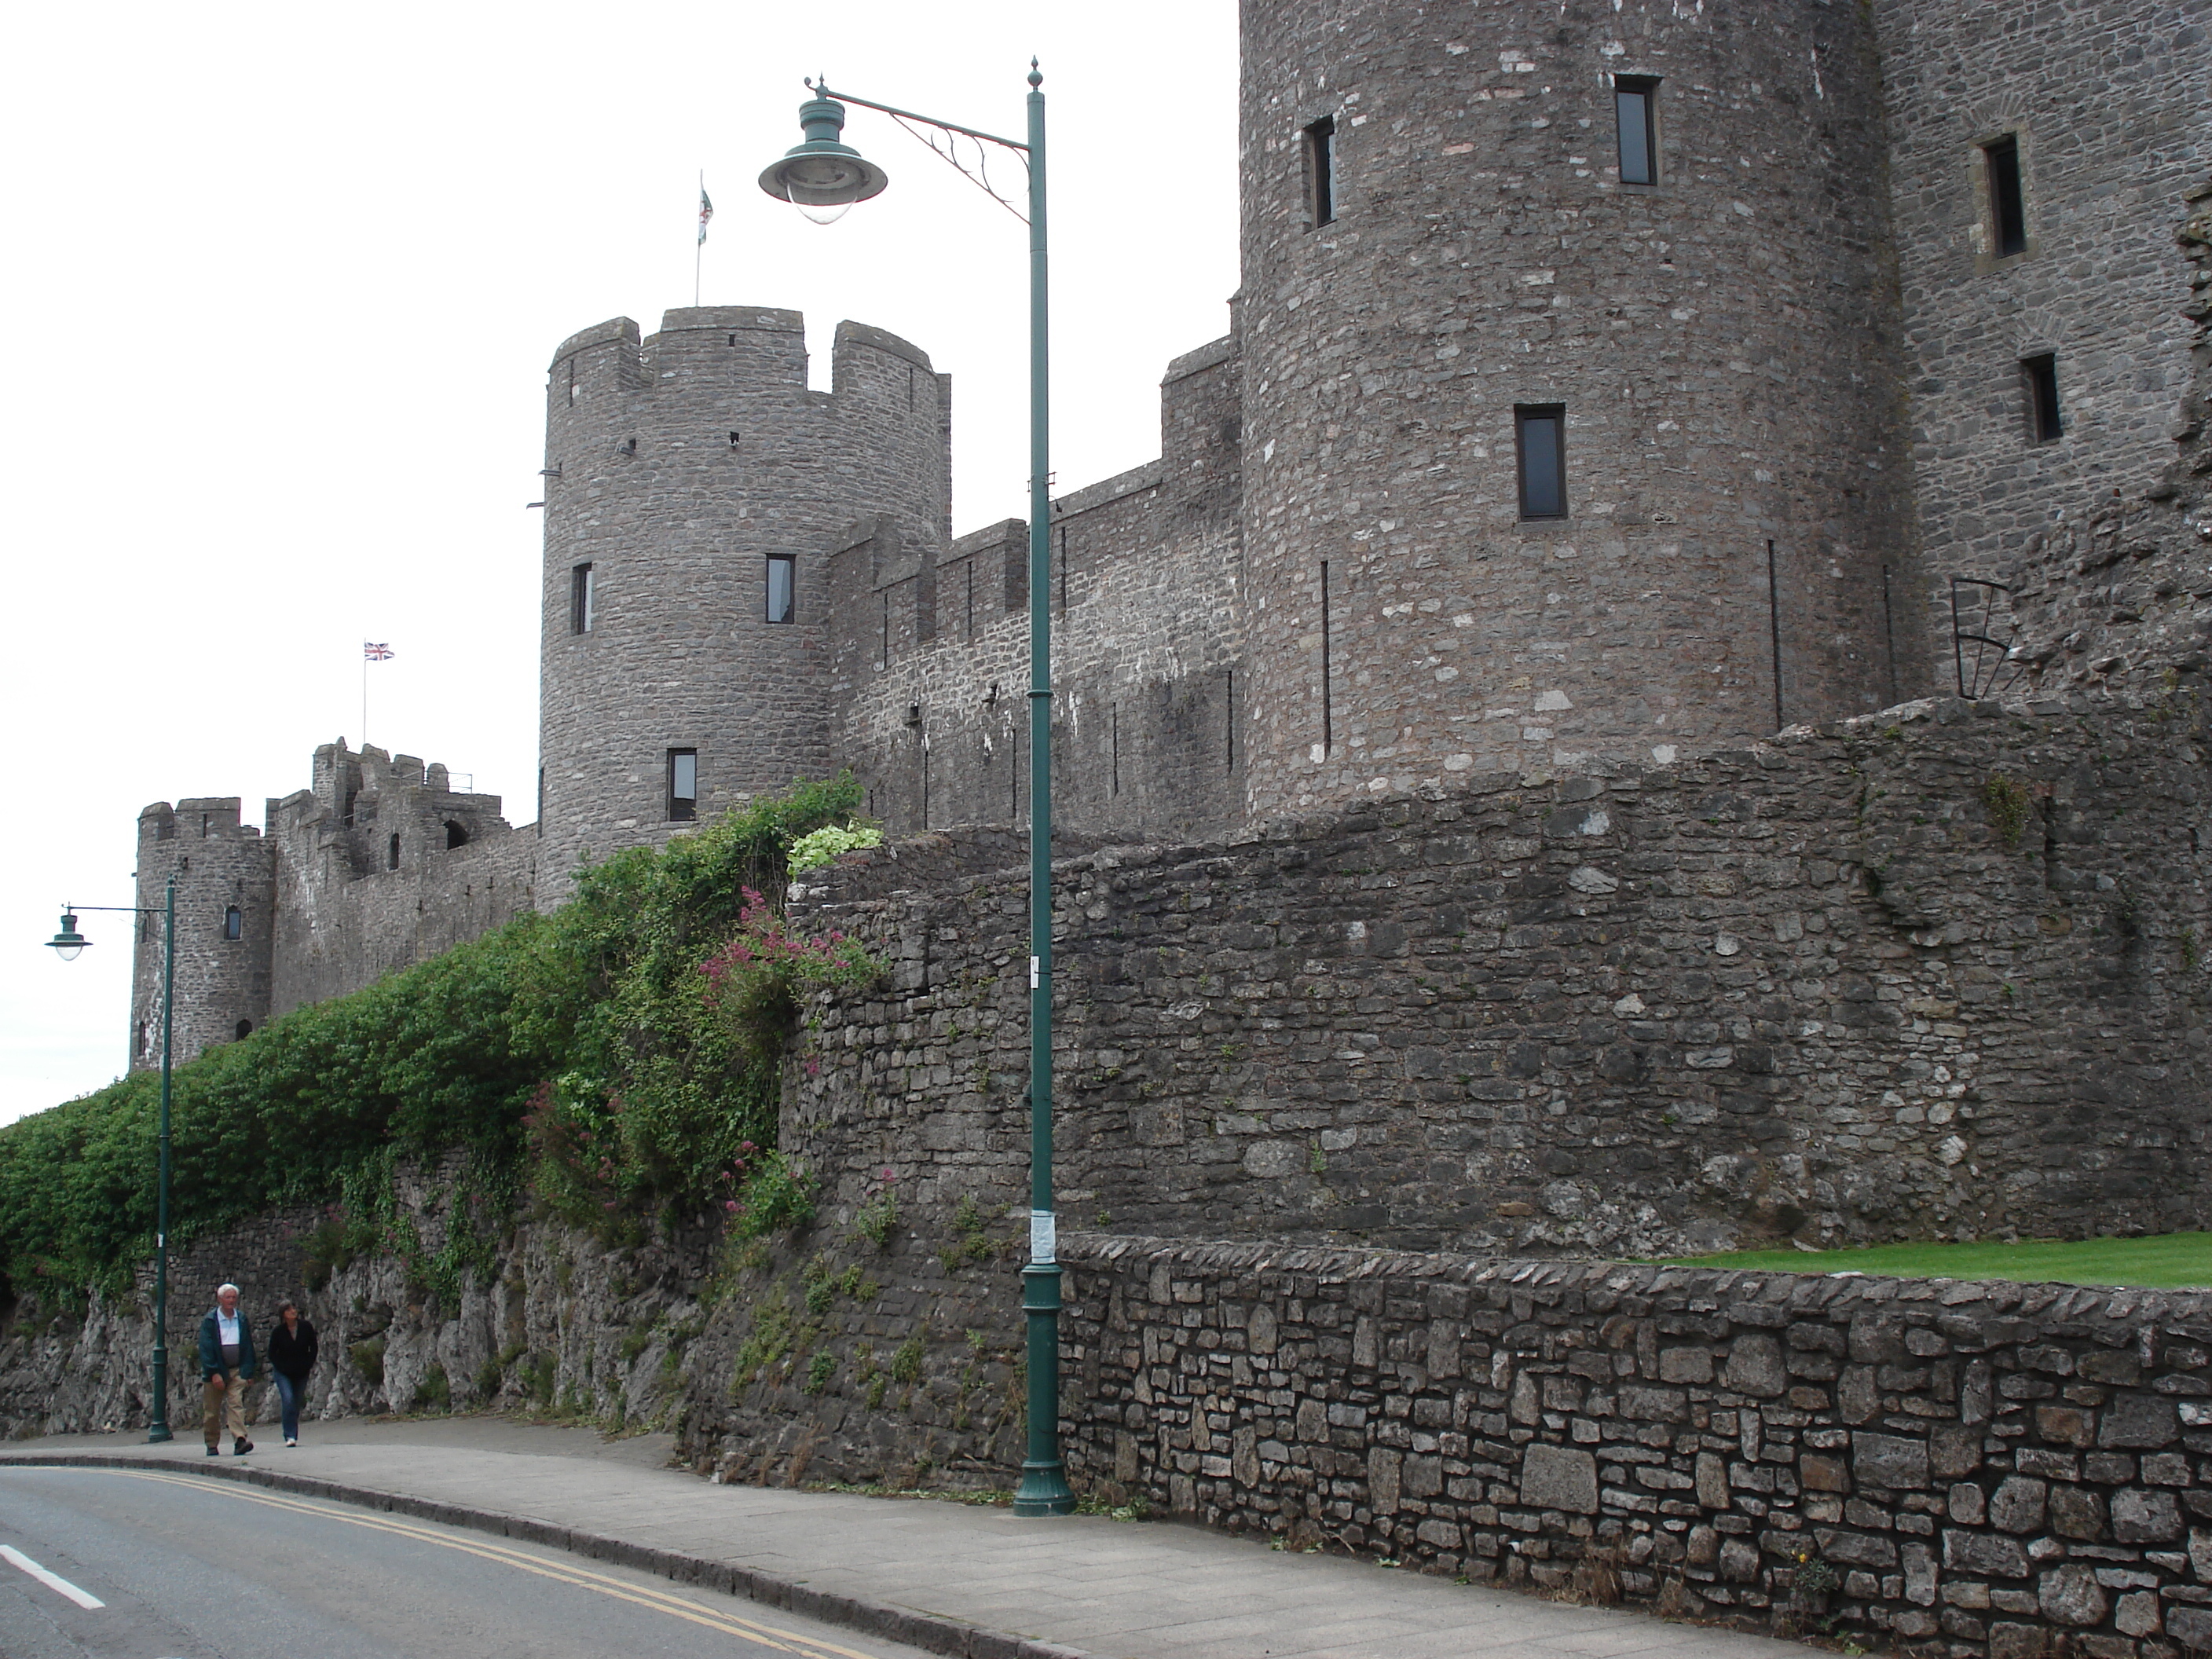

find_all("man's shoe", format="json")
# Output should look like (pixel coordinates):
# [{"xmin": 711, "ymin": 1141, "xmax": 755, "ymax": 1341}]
[
  {"xmin": 284, "ymin": 1438, "xmax": 297, "ymax": 1447},
  {"xmin": 204, "ymin": 1445, "xmax": 218, "ymax": 1456},
  {"xmin": 233, "ymin": 1438, "xmax": 254, "ymax": 1455}
]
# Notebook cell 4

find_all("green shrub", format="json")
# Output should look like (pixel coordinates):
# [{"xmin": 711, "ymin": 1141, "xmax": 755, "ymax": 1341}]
[
  {"xmin": 522, "ymin": 1351, "xmax": 556, "ymax": 1406},
  {"xmin": 788, "ymin": 822, "xmax": 884, "ymax": 873},
  {"xmin": 723, "ymin": 1152, "xmax": 818, "ymax": 1241},
  {"xmin": 938, "ymin": 1196, "xmax": 996, "ymax": 1273},
  {"xmin": 0, "ymin": 775, "xmax": 865, "ymax": 1301},
  {"xmin": 350, "ymin": 1336, "xmax": 387, "ymax": 1384},
  {"xmin": 889, "ymin": 1335, "xmax": 925, "ymax": 1385},
  {"xmin": 409, "ymin": 1362, "xmax": 451, "ymax": 1412}
]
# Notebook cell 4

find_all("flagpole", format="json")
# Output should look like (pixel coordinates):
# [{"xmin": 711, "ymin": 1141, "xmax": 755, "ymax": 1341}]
[
  {"xmin": 361, "ymin": 649, "xmax": 368, "ymax": 747},
  {"xmin": 695, "ymin": 170, "xmax": 704, "ymax": 307}
]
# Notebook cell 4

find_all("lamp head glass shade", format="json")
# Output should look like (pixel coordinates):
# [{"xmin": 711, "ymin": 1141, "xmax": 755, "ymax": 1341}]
[
  {"xmin": 759, "ymin": 95, "xmax": 888, "ymax": 225},
  {"xmin": 46, "ymin": 913, "xmax": 88, "ymax": 961}
]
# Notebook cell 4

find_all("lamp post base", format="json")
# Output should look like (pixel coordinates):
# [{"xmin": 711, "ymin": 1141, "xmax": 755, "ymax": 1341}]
[
  {"xmin": 148, "ymin": 1343, "xmax": 172, "ymax": 1443},
  {"xmin": 1013, "ymin": 1459, "xmax": 1075, "ymax": 1517},
  {"xmin": 1013, "ymin": 1262, "xmax": 1075, "ymax": 1516}
]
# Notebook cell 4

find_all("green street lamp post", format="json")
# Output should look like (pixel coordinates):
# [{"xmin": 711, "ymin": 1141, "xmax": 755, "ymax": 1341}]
[
  {"xmin": 46, "ymin": 881, "xmax": 178, "ymax": 1444},
  {"xmin": 760, "ymin": 66, "xmax": 1074, "ymax": 1518}
]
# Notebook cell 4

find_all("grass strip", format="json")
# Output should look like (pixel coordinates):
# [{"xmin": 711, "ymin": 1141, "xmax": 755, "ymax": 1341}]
[{"xmin": 1661, "ymin": 1232, "xmax": 2212, "ymax": 1290}]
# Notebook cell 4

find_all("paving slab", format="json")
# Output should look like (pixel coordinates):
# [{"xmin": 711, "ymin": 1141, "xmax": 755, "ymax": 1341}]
[{"xmin": 3, "ymin": 1417, "xmax": 1813, "ymax": 1659}]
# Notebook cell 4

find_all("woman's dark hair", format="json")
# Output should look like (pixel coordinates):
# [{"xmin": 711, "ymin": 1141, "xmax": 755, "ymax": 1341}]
[{"xmin": 276, "ymin": 1300, "xmax": 299, "ymax": 1319}]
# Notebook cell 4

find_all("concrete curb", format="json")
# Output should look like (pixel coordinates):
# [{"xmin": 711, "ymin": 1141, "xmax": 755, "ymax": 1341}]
[{"xmin": 0, "ymin": 1453, "xmax": 1092, "ymax": 1659}]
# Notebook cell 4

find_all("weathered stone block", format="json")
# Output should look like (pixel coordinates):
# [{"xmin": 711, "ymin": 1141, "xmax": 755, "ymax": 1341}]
[
  {"xmin": 1855, "ymin": 1431, "xmax": 1931, "ymax": 1490},
  {"xmin": 1520, "ymin": 1445, "xmax": 1599, "ymax": 1515}
]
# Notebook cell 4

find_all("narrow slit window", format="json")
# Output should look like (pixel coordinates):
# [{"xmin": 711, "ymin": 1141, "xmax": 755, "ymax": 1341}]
[
  {"xmin": 1615, "ymin": 77, "xmax": 1658, "ymax": 185},
  {"xmin": 1515, "ymin": 405, "xmax": 1568, "ymax": 520},
  {"xmin": 1320, "ymin": 561, "xmax": 1334, "ymax": 757},
  {"xmin": 388, "ymin": 833, "xmax": 401, "ymax": 870},
  {"xmin": 222, "ymin": 905, "xmax": 244, "ymax": 941},
  {"xmin": 1985, "ymin": 136, "xmax": 2027, "ymax": 258},
  {"xmin": 2023, "ymin": 353, "xmax": 2062, "ymax": 442},
  {"xmin": 570, "ymin": 562, "xmax": 594, "ymax": 634},
  {"xmin": 765, "ymin": 554, "xmax": 795, "ymax": 624},
  {"xmin": 667, "ymin": 749, "xmax": 698, "ymax": 822},
  {"xmin": 1305, "ymin": 117, "xmax": 1337, "ymax": 227}
]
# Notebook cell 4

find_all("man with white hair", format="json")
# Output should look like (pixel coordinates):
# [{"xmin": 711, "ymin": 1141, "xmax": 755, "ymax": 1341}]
[{"xmin": 196, "ymin": 1282, "xmax": 258, "ymax": 1456}]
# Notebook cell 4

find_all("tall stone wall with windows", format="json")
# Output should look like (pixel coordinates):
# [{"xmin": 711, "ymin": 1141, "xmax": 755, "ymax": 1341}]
[
  {"xmin": 1876, "ymin": 4, "xmax": 2210, "ymax": 670},
  {"xmin": 130, "ymin": 742, "xmax": 538, "ymax": 1057},
  {"xmin": 535, "ymin": 308, "xmax": 951, "ymax": 899},
  {"xmin": 1232, "ymin": 0, "xmax": 1917, "ymax": 820},
  {"xmin": 825, "ymin": 337, "xmax": 1246, "ymax": 839}
]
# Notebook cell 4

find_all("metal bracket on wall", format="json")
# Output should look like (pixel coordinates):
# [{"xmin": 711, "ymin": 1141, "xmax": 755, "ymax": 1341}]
[{"xmin": 1951, "ymin": 577, "xmax": 2024, "ymax": 701}]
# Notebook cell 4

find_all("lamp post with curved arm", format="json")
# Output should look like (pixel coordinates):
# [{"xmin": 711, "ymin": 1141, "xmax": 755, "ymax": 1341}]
[
  {"xmin": 45, "ymin": 879, "xmax": 178, "ymax": 1443},
  {"xmin": 760, "ymin": 65, "xmax": 1072, "ymax": 1518}
]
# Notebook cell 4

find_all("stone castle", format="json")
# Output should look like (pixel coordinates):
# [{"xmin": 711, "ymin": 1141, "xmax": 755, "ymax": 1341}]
[{"xmin": 130, "ymin": 0, "xmax": 2208, "ymax": 1071}]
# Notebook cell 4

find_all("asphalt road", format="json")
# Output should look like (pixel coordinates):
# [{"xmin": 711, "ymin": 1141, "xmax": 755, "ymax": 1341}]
[{"xmin": 0, "ymin": 1466, "xmax": 925, "ymax": 1659}]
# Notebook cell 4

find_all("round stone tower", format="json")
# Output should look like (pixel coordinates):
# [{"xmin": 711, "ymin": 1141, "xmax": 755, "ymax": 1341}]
[
  {"xmin": 130, "ymin": 798, "xmax": 276, "ymax": 1071},
  {"xmin": 537, "ymin": 306, "xmax": 950, "ymax": 889},
  {"xmin": 1235, "ymin": 0, "xmax": 1921, "ymax": 815}
]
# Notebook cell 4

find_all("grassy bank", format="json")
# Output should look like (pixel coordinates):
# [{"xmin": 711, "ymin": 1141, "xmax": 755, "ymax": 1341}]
[{"xmin": 1664, "ymin": 1232, "xmax": 2212, "ymax": 1290}]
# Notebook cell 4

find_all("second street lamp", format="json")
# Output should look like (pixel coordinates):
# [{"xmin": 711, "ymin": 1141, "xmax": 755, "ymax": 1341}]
[
  {"xmin": 760, "ymin": 65, "xmax": 1073, "ymax": 1519},
  {"xmin": 44, "ymin": 881, "xmax": 179, "ymax": 1444}
]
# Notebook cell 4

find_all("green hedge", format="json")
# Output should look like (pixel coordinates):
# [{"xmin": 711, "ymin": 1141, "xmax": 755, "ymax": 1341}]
[{"xmin": 0, "ymin": 775, "xmax": 865, "ymax": 1302}]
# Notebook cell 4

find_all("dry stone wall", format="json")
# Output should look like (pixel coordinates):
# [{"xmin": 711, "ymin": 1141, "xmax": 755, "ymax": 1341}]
[
  {"xmin": 785, "ymin": 690, "xmax": 2212, "ymax": 1263},
  {"xmin": 1060, "ymin": 1235, "xmax": 2212, "ymax": 1659}
]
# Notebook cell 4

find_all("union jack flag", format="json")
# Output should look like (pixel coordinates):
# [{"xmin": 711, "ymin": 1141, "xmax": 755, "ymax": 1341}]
[
  {"xmin": 363, "ymin": 642, "xmax": 394, "ymax": 661},
  {"xmin": 698, "ymin": 185, "xmax": 713, "ymax": 245}
]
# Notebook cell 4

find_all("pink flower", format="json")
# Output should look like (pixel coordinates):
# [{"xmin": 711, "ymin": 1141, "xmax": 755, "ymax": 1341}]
[{"xmin": 723, "ymin": 1199, "xmax": 739, "ymax": 1213}]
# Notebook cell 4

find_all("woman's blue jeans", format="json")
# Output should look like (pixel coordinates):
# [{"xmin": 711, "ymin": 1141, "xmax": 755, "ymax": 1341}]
[{"xmin": 273, "ymin": 1372, "xmax": 302, "ymax": 1441}]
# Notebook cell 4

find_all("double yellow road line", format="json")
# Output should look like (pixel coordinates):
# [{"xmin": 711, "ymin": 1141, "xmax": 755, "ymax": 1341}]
[{"xmin": 81, "ymin": 1468, "xmax": 882, "ymax": 1659}]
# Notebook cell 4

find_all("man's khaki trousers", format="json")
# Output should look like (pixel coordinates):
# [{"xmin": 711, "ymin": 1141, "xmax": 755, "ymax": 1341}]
[{"xmin": 202, "ymin": 1368, "xmax": 250, "ymax": 1448}]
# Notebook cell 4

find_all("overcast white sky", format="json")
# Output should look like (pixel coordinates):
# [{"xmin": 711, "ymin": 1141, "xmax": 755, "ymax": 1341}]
[{"xmin": 0, "ymin": 2, "xmax": 1239, "ymax": 1126}]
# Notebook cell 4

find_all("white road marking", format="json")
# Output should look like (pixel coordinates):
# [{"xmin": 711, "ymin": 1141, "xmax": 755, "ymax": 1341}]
[{"xmin": 0, "ymin": 1544, "xmax": 105, "ymax": 1609}]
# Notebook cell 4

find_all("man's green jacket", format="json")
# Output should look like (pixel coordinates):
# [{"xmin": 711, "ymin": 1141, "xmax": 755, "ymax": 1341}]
[{"xmin": 197, "ymin": 1307, "xmax": 258, "ymax": 1381}]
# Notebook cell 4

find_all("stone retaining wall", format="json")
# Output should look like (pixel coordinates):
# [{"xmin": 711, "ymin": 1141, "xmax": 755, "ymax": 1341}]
[
  {"xmin": 787, "ymin": 688, "xmax": 2212, "ymax": 1263},
  {"xmin": 1060, "ymin": 1234, "xmax": 2212, "ymax": 1658}
]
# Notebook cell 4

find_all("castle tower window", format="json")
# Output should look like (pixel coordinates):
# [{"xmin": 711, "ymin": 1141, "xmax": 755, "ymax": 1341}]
[
  {"xmin": 1515, "ymin": 406, "xmax": 1569, "ymax": 520},
  {"xmin": 1304, "ymin": 117, "xmax": 1337, "ymax": 228},
  {"xmin": 236, "ymin": 1020, "xmax": 254, "ymax": 1040},
  {"xmin": 2023, "ymin": 353, "xmax": 2062, "ymax": 443},
  {"xmin": 1984, "ymin": 135, "xmax": 2027, "ymax": 258},
  {"xmin": 766, "ymin": 554, "xmax": 796, "ymax": 624},
  {"xmin": 667, "ymin": 749, "xmax": 698, "ymax": 822},
  {"xmin": 445, "ymin": 820, "xmax": 471, "ymax": 849},
  {"xmin": 1614, "ymin": 77, "xmax": 1659, "ymax": 185},
  {"xmin": 570, "ymin": 562, "xmax": 595, "ymax": 634},
  {"xmin": 222, "ymin": 905, "xmax": 243, "ymax": 941},
  {"xmin": 388, "ymin": 833, "xmax": 401, "ymax": 870},
  {"xmin": 728, "ymin": 430, "xmax": 742, "ymax": 450}
]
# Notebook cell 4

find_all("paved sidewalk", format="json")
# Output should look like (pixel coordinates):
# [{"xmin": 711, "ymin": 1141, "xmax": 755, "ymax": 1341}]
[{"xmin": 4, "ymin": 1418, "xmax": 1810, "ymax": 1659}]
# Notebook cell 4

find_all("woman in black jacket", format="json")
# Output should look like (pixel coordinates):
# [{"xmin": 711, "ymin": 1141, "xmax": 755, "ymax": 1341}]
[{"xmin": 267, "ymin": 1301, "xmax": 318, "ymax": 1447}]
